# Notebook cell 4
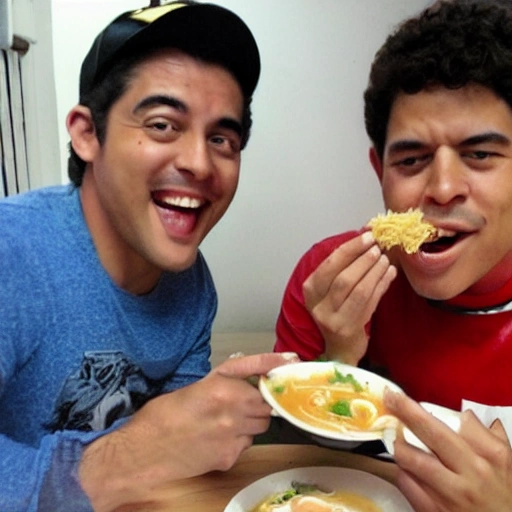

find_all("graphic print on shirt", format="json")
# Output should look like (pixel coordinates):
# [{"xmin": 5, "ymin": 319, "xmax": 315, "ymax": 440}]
[{"xmin": 46, "ymin": 351, "xmax": 171, "ymax": 432}]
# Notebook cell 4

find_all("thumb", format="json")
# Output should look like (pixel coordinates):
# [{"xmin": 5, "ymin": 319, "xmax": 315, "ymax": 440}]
[{"xmin": 215, "ymin": 352, "xmax": 299, "ymax": 380}]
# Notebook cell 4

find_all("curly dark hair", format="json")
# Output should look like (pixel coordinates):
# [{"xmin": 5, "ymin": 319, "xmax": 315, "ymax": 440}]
[
  {"xmin": 364, "ymin": 0, "xmax": 512, "ymax": 160},
  {"xmin": 68, "ymin": 50, "xmax": 254, "ymax": 187}
]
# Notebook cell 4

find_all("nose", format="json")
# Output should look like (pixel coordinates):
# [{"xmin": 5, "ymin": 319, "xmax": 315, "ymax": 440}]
[
  {"xmin": 173, "ymin": 131, "xmax": 213, "ymax": 181},
  {"xmin": 423, "ymin": 146, "xmax": 469, "ymax": 205}
]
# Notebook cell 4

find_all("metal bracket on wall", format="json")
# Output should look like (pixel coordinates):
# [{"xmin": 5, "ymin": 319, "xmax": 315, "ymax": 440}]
[{"xmin": 0, "ymin": 0, "xmax": 30, "ymax": 54}]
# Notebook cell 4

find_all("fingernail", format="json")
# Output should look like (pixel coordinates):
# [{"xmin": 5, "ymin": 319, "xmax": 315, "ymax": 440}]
[
  {"xmin": 229, "ymin": 352, "xmax": 245, "ymax": 359},
  {"xmin": 280, "ymin": 352, "xmax": 300, "ymax": 362},
  {"xmin": 383, "ymin": 387, "xmax": 399, "ymax": 408},
  {"xmin": 369, "ymin": 245, "xmax": 381, "ymax": 257},
  {"xmin": 361, "ymin": 231, "xmax": 375, "ymax": 244}
]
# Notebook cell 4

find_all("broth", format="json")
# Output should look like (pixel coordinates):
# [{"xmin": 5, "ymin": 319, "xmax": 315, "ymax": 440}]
[
  {"xmin": 251, "ymin": 487, "xmax": 382, "ymax": 512},
  {"xmin": 264, "ymin": 369, "xmax": 395, "ymax": 433}
]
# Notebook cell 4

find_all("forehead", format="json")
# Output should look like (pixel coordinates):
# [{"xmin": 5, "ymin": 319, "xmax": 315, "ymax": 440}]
[
  {"xmin": 386, "ymin": 84, "xmax": 512, "ymax": 143},
  {"xmin": 123, "ymin": 48, "xmax": 244, "ymax": 112}
]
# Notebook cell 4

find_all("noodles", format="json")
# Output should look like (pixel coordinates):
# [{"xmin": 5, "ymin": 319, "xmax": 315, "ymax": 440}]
[{"xmin": 367, "ymin": 208, "xmax": 436, "ymax": 254}]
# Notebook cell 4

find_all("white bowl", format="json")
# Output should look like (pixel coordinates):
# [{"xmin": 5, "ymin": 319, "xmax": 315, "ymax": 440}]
[
  {"xmin": 224, "ymin": 466, "xmax": 413, "ymax": 512},
  {"xmin": 260, "ymin": 361, "xmax": 404, "ymax": 450}
]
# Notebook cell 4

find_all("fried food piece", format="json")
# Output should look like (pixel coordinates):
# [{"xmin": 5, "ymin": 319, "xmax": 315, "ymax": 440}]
[{"xmin": 367, "ymin": 208, "xmax": 437, "ymax": 254}]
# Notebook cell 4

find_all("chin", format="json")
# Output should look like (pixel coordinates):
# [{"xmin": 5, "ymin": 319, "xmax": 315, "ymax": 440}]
[
  {"xmin": 157, "ymin": 247, "xmax": 198, "ymax": 274},
  {"xmin": 407, "ymin": 276, "xmax": 465, "ymax": 301}
]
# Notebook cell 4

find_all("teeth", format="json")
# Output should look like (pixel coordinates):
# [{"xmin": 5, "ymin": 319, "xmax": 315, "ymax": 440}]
[
  {"xmin": 160, "ymin": 196, "xmax": 202, "ymax": 208},
  {"xmin": 435, "ymin": 228, "xmax": 457, "ymax": 238}
]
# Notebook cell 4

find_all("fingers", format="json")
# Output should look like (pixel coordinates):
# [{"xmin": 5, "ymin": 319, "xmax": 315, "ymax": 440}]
[
  {"xmin": 304, "ymin": 233, "xmax": 396, "ymax": 318},
  {"xmin": 457, "ymin": 410, "xmax": 512, "ymax": 459},
  {"xmin": 384, "ymin": 391, "xmax": 467, "ymax": 471},
  {"xmin": 214, "ymin": 352, "xmax": 299, "ymax": 380},
  {"xmin": 385, "ymin": 392, "xmax": 512, "ymax": 511},
  {"xmin": 396, "ymin": 469, "xmax": 441, "ymax": 512},
  {"xmin": 303, "ymin": 231, "xmax": 377, "ymax": 305},
  {"xmin": 335, "ymin": 251, "xmax": 396, "ymax": 318},
  {"xmin": 490, "ymin": 418, "xmax": 511, "ymax": 444}
]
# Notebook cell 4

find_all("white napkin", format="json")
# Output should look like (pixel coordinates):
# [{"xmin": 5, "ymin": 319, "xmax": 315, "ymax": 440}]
[
  {"xmin": 462, "ymin": 399, "xmax": 512, "ymax": 438},
  {"xmin": 383, "ymin": 400, "xmax": 512, "ymax": 456}
]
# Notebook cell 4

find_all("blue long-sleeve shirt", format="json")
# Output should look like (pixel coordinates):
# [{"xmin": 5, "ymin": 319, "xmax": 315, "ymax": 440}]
[{"xmin": 0, "ymin": 185, "xmax": 216, "ymax": 510}]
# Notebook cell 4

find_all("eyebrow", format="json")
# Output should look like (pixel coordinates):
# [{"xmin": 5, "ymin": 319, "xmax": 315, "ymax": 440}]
[
  {"xmin": 460, "ymin": 132, "xmax": 511, "ymax": 147},
  {"xmin": 134, "ymin": 94, "xmax": 186, "ymax": 114},
  {"xmin": 386, "ymin": 139, "xmax": 425, "ymax": 155},
  {"xmin": 133, "ymin": 94, "xmax": 243, "ymax": 138},
  {"xmin": 387, "ymin": 131, "xmax": 511, "ymax": 156},
  {"xmin": 217, "ymin": 117, "xmax": 243, "ymax": 138}
]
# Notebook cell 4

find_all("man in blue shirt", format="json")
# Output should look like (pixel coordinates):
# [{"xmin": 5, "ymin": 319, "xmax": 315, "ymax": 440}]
[{"xmin": 0, "ymin": 2, "xmax": 297, "ymax": 510}]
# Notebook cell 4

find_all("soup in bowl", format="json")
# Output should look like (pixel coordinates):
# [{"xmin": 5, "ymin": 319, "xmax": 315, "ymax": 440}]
[{"xmin": 259, "ymin": 361, "xmax": 403, "ymax": 447}]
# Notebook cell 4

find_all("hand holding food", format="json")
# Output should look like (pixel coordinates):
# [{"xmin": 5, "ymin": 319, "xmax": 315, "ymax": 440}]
[
  {"xmin": 302, "ymin": 233, "xmax": 397, "ymax": 365},
  {"xmin": 80, "ymin": 352, "xmax": 299, "ymax": 512},
  {"xmin": 384, "ymin": 390, "xmax": 512, "ymax": 512}
]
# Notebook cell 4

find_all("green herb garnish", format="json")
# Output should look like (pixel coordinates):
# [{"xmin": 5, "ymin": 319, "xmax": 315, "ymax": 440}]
[
  {"xmin": 328, "ymin": 368, "xmax": 363, "ymax": 392},
  {"xmin": 270, "ymin": 489, "xmax": 298, "ymax": 504},
  {"xmin": 329, "ymin": 399, "xmax": 352, "ymax": 417},
  {"xmin": 270, "ymin": 482, "xmax": 322, "ymax": 504}
]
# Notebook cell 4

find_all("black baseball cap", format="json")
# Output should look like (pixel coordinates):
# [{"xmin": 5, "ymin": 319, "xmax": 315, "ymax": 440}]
[{"xmin": 79, "ymin": 1, "xmax": 260, "ymax": 100}]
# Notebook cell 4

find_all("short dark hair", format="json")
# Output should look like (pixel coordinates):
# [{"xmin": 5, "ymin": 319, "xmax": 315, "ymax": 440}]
[
  {"xmin": 364, "ymin": 0, "xmax": 512, "ymax": 160},
  {"xmin": 68, "ymin": 49, "xmax": 254, "ymax": 186}
]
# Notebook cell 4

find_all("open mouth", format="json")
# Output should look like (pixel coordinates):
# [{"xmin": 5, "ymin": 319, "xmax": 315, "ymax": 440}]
[
  {"xmin": 420, "ymin": 229, "xmax": 467, "ymax": 254},
  {"xmin": 151, "ymin": 190, "xmax": 208, "ymax": 237}
]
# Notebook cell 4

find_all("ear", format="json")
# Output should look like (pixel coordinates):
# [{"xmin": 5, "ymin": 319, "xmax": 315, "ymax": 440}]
[
  {"xmin": 66, "ymin": 105, "xmax": 100, "ymax": 163},
  {"xmin": 369, "ymin": 147, "xmax": 383, "ymax": 183}
]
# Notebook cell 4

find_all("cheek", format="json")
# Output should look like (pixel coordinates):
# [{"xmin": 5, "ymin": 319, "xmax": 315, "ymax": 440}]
[
  {"xmin": 218, "ymin": 163, "xmax": 240, "ymax": 198},
  {"xmin": 381, "ymin": 174, "xmax": 417, "ymax": 209},
  {"xmin": 381, "ymin": 178, "xmax": 407, "ymax": 211}
]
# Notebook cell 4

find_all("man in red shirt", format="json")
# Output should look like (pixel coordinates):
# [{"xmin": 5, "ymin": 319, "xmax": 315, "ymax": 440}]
[{"xmin": 275, "ymin": 1, "xmax": 512, "ymax": 510}]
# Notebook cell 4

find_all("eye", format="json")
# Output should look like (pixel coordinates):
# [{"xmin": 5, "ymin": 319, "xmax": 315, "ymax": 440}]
[
  {"xmin": 151, "ymin": 121, "xmax": 170, "ymax": 132},
  {"xmin": 144, "ymin": 117, "xmax": 180, "ymax": 141},
  {"xmin": 466, "ymin": 150, "xmax": 492, "ymax": 160},
  {"xmin": 209, "ymin": 133, "xmax": 241, "ymax": 156},
  {"xmin": 399, "ymin": 156, "xmax": 421, "ymax": 166},
  {"xmin": 391, "ymin": 153, "xmax": 431, "ymax": 172},
  {"xmin": 461, "ymin": 148, "xmax": 503, "ymax": 170},
  {"xmin": 210, "ymin": 135, "xmax": 227, "ymax": 145}
]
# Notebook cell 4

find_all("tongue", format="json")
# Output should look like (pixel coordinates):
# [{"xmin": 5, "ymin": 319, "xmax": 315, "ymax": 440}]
[{"xmin": 161, "ymin": 208, "xmax": 197, "ymax": 237}]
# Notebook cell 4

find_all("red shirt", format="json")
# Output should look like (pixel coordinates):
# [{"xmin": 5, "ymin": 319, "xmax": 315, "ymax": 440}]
[{"xmin": 275, "ymin": 232, "xmax": 512, "ymax": 410}]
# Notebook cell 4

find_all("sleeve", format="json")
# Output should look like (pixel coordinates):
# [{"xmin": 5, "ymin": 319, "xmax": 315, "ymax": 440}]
[
  {"xmin": 274, "ymin": 232, "xmax": 360, "ymax": 361},
  {"xmin": 0, "ymin": 206, "xmax": 125, "ymax": 510},
  {"xmin": 0, "ymin": 425, "xmax": 124, "ymax": 511}
]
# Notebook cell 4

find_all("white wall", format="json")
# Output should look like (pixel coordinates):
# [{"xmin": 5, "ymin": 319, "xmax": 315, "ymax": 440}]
[{"xmin": 51, "ymin": 0, "xmax": 428, "ymax": 332}]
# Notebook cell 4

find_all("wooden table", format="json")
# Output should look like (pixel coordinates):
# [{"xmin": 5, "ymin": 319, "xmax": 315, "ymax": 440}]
[{"xmin": 128, "ymin": 444, "xmax": 399, "ymax": 511}]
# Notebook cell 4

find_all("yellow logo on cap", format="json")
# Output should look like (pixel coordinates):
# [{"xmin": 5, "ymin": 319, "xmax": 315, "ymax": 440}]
[{"xmin": 129, "ymin": 3, "xmax": 187, "ymax": 23}]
